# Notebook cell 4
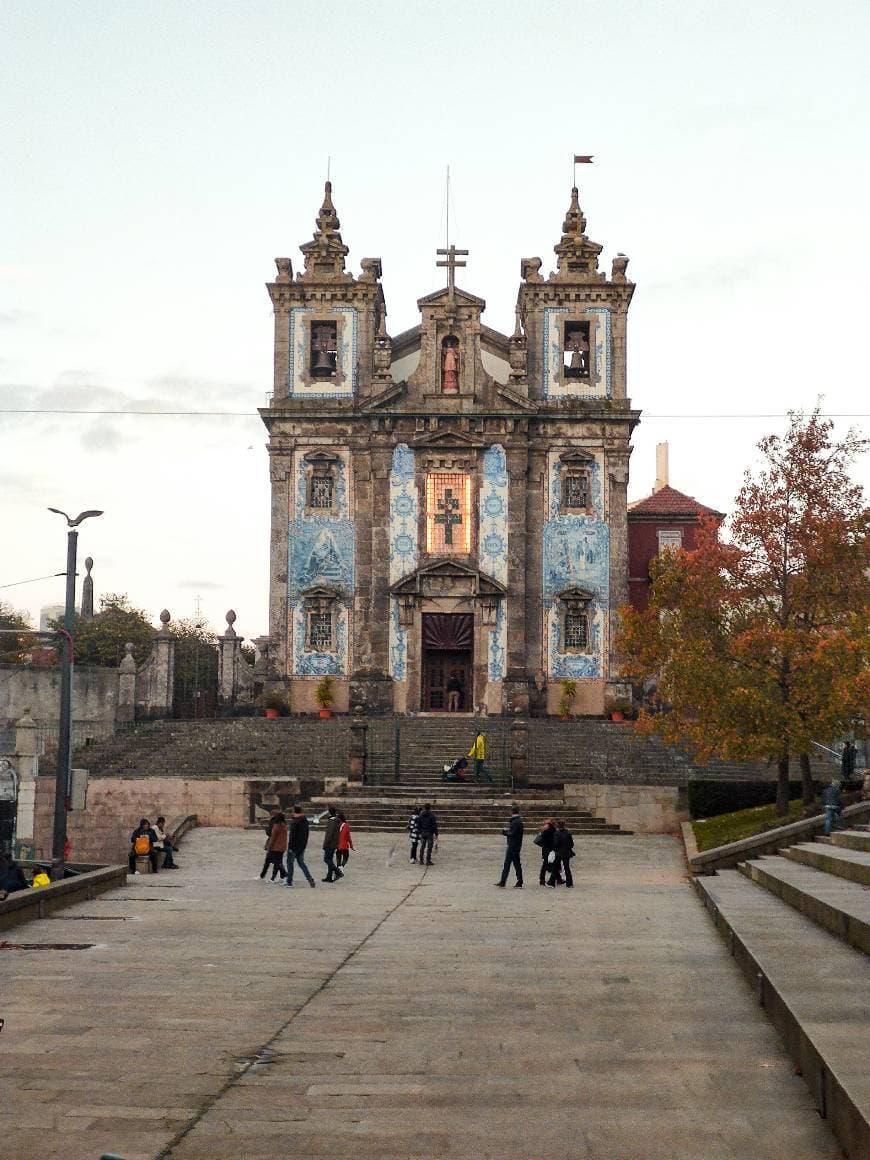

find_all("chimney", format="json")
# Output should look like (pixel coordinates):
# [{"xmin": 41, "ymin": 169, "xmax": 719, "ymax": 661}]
[{"xmin": 654, "ymin": 442, "xmax": 669, "ymax": 493}]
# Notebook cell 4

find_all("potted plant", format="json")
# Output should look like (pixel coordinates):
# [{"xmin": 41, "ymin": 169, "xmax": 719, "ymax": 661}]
[
  {"xmin": 315, "ymin": 675, "xmax": 336, "ymax": 719},
  {"xmin": 557, "ymin": 678, "xmax": 577, "ymax": 720},
  {"xmin": 610, "ymin": 696, "xmax": 632, "ymax": 723},
  {"xmin": 258, "ymin": 690, "xmax": 289, "ymax": 719}
]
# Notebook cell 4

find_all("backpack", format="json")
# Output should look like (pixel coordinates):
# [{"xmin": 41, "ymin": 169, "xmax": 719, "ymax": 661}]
[{"xmin": 134, "ymin": 832, "xmax": 152, "ymax": 856}]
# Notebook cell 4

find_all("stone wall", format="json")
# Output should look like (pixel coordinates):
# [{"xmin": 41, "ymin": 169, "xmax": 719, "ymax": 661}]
[
  {"xmin": 564, "ymin": 780, "xmax": 687, "ymax": 834},
  {"xmin": 0, "ymin": 664, "xmax": 118, "ymax": 742},
  {"xmin": 33, "ymin": 775, "xmax": 251, "ymax": 864}
]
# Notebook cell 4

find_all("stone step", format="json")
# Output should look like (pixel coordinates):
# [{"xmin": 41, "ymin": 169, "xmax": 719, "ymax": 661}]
[
  {"xmin": 738, "ymin": 855, "xmax": 870, "ymax": 955},
  {"xmin": 830, "ymin": 829, "xmax": 870, "ymax": 854},
  {"xmin": 694, "ymin": 870, "xmax": 870, "ymax": 1158},
  {"xmin": 783, "ymin": 842, "xmax": 870, "ymax": 887}
]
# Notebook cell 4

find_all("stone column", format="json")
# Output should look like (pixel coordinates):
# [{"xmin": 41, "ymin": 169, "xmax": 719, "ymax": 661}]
[
  {"xmin": 117, "ymin": 643, "xmax": 137, "ymax": 724},
  {"xmin": 218, "ymin": 610, "xmax": 242, "ymax": 713},
  {"xmin": 13, "ymin": 707, "xmax": 40, "ymax": 850},
  {"xmin": 351, "ymin": 445, "xmax": 394, "ymax": 712},
  {"xmin": 525, "ymin": 447, "xmax": 547, "ymax": 703},
  {"xmin": 510, "ymin": 714, "xmax": 529, "ymax": 789},
  {"xmin": 268, "ymin": 453, "xmax": 293, "ymax": 691},
  {"xmin": 606, "ymin": 453, "xmax": 630, "ymax": 694},
  {"xmin": 152, "ymin": 610, "xmax": 176, "ymax": 717},
  {"xmin": 503, "ymin": 445, "xmax": 530, "ymax": 713},
  {"xmin": 348, "ymin": 705, "xmax": 368, "ymax": 787}
]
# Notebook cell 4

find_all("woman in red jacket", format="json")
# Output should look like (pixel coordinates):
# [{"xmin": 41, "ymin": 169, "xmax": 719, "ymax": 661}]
[
  {"xmin": 336, "ymin": 813, "xmax": 354, "ymax": 870},
  {"xmin": 260, "ymin": 813, "xmax": 288, "ymax": 882}
]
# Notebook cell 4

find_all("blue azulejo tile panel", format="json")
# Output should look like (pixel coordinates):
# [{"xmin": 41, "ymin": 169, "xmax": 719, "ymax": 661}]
[
  {"xmin": 388, "ymin": 444, "xmax": 418, "ymax": 587},
  {"xmin": 479, "ymin": 444, "xmax": 509, "ymax": 587},
  {"xmin": 488, "ymin": 600, "xmax": 506, "ymax": 683},
  {"xmin": 389, "ymin": 598, "xmax": 408, "ymax": 681},
  {"xmin": 291, "ymin": 600, "xmax": 348, "ymax": 677},
  {"xmin": 287, "ymin": 306, "xmax": 357, "ymax": 398},
  {"xmin": 542, "ymin": 306, "xmax": 611, "ymax": 399}
]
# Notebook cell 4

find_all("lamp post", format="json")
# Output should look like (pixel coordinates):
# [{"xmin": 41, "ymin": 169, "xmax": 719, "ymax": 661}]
[{"xmin": 48, "ymin": 507, "xmax": 103, "ymax": 877}]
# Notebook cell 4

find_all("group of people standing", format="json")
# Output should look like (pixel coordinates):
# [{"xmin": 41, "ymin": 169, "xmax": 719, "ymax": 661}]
[
  {"xmin": 407, "ymin": 804, "xmax": 439, "ymax": 865},
  {"xmin": 497, "ymin": 811, "xmax": 575, "ymax": 889},
  {"xmin": 260, "ymin": 804, "xmax": 354, "ymax": 886}
]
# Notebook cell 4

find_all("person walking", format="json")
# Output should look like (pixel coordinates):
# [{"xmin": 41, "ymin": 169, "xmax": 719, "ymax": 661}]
[
  {"xmin": 322, "ymin": 805, "xmax": 343, "ymax": 882},
  {"xmin": 468, "ymin": 730, "xmax": 492, "ymax": 782},
  {"xmin": 534, "ymin": 818, "xmax": 558, "ymax": 886},
  {"xmin": 822, "ymin": 779, "xmax": 845, "ymax": 836},
  {"xmin": 336, "ymin": 812, "xmax": 354, "ymax": 870},
  {"xmin": 408, "ymin": 807, "xmax": 421, "ymax": 863},
  {"xmin": 496, "ymin": 806, "xmax": 524, "ymax": 888},
  {"xmin": 547, "ymin": 819, "xmax": 575, "ymax": 888},
  {"xmin": 284, "ymin": 805, "xmax": 316, "ymax": 888},
  {"xmin": 417, "ymin": 803, "xmax": 438, "ymax": 866},
  {"xmin": 260, "ymin": 812, "xmax": 288, "ymax": 881}
]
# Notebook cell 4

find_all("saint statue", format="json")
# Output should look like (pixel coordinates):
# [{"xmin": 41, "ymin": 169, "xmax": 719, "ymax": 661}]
[{"xmin": 441, "ymin": 340, "xmax": 460, "ymax": 394}]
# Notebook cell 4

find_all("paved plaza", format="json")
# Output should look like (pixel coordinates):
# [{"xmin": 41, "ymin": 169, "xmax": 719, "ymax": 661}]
[{"xmin": 0, "ymin": 828, "xmax": 841, "ymax": 1159}]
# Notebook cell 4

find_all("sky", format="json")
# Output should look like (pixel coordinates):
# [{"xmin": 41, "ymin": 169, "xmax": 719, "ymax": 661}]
[{"xmin": 2, "ymin": 0, "xmax": 868, "ymax": 640}]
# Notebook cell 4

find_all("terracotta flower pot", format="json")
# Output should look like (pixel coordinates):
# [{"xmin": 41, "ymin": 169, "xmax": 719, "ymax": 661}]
[
  {"xmin": 610, "ymin": 711, "xmax": 624, "ymax": 722},
  {"xmin": 263, "ymin": 708, "xmax": 280, "ymax": 719},
  {"xmin": 319, "ymin": 708, "xmax": 332, "ymax": 719}
]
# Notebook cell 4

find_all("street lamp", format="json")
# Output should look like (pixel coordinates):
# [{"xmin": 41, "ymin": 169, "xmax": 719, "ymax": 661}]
[{"xmin": 48, "ymin": 507, "xmax": 103, "ymax": 877}]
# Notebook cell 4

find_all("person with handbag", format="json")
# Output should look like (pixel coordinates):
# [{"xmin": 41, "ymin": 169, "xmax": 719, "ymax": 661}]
[
  {"xmin": 547, "ymin": 820, "xmax": 575, "ymax": 888},
  {"xmin": 533, "ymin": 819, "xmax": 558, "ymax": 886}
]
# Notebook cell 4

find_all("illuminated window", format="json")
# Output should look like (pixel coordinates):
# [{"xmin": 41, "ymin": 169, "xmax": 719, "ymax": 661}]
[{"xmin": 426, "ymin": 473, "xmax": 471, "ymax": 554}]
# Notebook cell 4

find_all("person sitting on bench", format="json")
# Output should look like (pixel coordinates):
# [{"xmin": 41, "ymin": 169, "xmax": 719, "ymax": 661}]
[
  {"xmin": 128, "ymin": 818, "xmax": 160, "ymax": 874},
  {"xmin": 152, "ymin": 816, "xmax": 180, "ymax": 869}
]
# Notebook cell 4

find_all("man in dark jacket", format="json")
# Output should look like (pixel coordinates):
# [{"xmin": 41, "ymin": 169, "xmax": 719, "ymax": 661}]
[
  {"xmin": 285, "ymin": 805, "xmax": 316, "ymax": 888},
  {"xmin": 497, "ymin": 807, "xmax": 524, "ymax": 888},
  {"xmin": 417, "ymin": 803, "xmax": 438, "ymax": 866},
  {"xmin": 322, "ymin": 805, "xmax": 343, "ymax": 882},
  {"xmin": 547, "ymin": 819, "xmax": 575, "ymax": 888},
  {"xmin": 536, "ymin": 819, "xmax": 557, "ymax": 886}
]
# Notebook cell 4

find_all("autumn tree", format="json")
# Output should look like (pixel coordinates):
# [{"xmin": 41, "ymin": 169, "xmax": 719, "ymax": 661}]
[
  {"xmin": 618, "ymin": 408, "xmax": 869, "ymax": 815},
  {"xmin": 0, "ymin": 602, "xmax": 36, "ymax": 663},
  {"xmin": 65, "ymin": 593, "xmax": 155, "ymax": 667}
]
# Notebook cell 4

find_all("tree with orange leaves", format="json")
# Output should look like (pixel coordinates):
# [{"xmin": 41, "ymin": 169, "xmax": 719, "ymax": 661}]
[{"xmin": 618, "ymin": 408, "xmax": 869, "ymax": 815}]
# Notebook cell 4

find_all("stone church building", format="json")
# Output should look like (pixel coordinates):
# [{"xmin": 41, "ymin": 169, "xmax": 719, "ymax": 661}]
[{"xmin": 261, "ymin": 181, "xmax": 638, "ymax": 716}]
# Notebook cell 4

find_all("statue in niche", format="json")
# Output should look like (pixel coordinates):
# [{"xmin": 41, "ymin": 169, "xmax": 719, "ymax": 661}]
[{"xmin": 441, "ymin": 336, "xmax": 460, "ymax": 394}]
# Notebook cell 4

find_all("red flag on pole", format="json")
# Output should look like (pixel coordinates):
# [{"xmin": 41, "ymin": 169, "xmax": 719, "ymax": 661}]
[{"xmin": 574, "ymin": 155, "xmax": 594, "ymax": 163}]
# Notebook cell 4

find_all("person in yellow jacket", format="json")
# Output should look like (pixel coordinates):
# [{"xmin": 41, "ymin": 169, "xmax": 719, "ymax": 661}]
[{"xmin": 468, "ymin": 731, "xmax": 492, "ymax": 783}]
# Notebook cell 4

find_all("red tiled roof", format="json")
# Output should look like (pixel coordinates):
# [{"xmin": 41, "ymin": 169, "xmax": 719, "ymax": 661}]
[{"xmin": 628, "ymin": 485, "xmax": 725, "ymax": 519}]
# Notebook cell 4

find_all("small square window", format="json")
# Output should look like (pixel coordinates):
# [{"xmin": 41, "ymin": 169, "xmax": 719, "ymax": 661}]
[
  {"xmin": 562, "ymin": 472, "xmax": 590, "ymax": 511},
  {"xmin": 309, "ymin": 475, "xmax": 334, "ymax": 511},
  {"xmin": 308, "ymin": 612, "xmax": 333, "ymax": 651},
  {"xmin": 565, "ymin": 612, "xmax": 588, "ymax": 650},
  {"xmin": 657, "ymin": 529, "xmax": 683, "ymax": 553}
]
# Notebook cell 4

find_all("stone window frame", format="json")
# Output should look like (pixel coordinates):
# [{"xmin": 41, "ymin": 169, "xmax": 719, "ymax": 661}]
[
  {"xmin": 299, "ymin": 311, "xmax": 349, "ymax": 390},
  {"xmin": 558, "ymin": 450, "xmax": 596, "ymax": 516},
  {"xmin": 303, "ymin": 450, "xmax": 341, "ymax": 517},
  {"xmin": 555, "ymin": 311, "xmax": 600, "ymax": 390},
  {"xmin": 417, "ymin": 452, "xmax": 477, "ymax": 559},
  {"xmin": 657, "ymin": 528, "xmax": 683, "ymax": 554},
  {"xmin": 556, "ymin": 587, "xmax": 594, "ymax": 656},
  {"xmin": 300, "ymin": 586, "xmax": 341, "ymax": 655}
]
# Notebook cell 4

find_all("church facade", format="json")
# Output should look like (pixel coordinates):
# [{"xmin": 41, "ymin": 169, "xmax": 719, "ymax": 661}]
[{"xmin": 260, "ymin": 182, "xmax": 638, "ymax": 716}]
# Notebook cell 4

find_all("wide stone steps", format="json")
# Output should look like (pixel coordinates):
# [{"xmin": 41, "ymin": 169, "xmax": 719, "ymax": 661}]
[
  {"xmin": 738, "ymin": 855, "xmax": 870, "ymax": 955},
  {"xmin": 783, "ymin": 841, "xmax": 870, "ymax": 887},
  {"xmin": 311, "ymin": 801, "xmax": 625, "ymax": 835},
  {"xmin": 694, "ymin": 868, "xmax": 870, "ymax": 1158},
  {"xmin": 830, "ymin": 829, "xmax": 870, "ymax": 854}
]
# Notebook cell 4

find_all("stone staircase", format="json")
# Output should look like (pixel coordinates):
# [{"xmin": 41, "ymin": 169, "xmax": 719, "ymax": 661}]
[{"xmin": 695, "ymin": 828, "xmax": 870, "ymax": 1156}]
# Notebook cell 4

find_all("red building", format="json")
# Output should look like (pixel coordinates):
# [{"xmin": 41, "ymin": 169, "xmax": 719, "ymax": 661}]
[{"xmin": 628, "ymin": 445, "xmax": 724, "ymax": 612}]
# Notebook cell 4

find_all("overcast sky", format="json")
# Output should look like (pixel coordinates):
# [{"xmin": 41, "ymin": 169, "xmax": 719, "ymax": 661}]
[{"xmin": 2, "ymin": 0, "xmax": 868, "ymax": 640}]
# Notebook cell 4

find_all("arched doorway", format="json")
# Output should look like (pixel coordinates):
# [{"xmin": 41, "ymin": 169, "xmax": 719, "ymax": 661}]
[{"xmin": 421, "ymin": 612, "xmax": 473, "ymax": 712}]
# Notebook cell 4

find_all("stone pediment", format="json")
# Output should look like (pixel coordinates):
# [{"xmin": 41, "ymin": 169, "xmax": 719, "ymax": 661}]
[
  {"xmin": 417, "ymin": 286, "xmax": 486, "ymax": 310},
  {"xmin": 390, "ymin": 558, "xmax": 507, "ymax": 599},
  {"xmin": 496, "ymin": 384, "xmax": 535, "ymax": 411},
  {"xmin": 359, "ymin": 381, "xmax": 406, "ymax": 411},
  {"xmin": 410, "ymin": 428, "xmax": 487, "ymax": 450},
  {"xmin": 559, "ymin": 449, "xmax": 596, "ymax": 464},
  {"xmin": 300, "ymin": 584, "xmax": 343, "ymax": 600},
  {"xmin": 556, "ymin": 585, "xmax": 595, "ymax": 607}
]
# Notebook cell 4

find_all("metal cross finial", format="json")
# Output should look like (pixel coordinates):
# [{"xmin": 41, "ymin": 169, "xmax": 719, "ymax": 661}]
[{"xmin": 436, "ymin": 245, "xmax": 468, "ymax": 295}]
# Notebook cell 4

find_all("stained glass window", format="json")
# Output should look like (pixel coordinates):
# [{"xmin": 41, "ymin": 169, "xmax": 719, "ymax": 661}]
[
  {"xmin": 565, "ymin": 612, "xmax": 588, "ymax": 650},
  {"xmin": 308, "ymin": 612, "xmax": 333, "ymax": 651},
  {"xmin": 426, "ymin": 473, "xmax": 471, "ymax": 554}
]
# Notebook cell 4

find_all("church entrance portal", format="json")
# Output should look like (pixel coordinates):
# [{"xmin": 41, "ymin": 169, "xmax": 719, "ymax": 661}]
[{"xmin": 421, "ymin": 612, "xmax": 473, "ymax": 712}]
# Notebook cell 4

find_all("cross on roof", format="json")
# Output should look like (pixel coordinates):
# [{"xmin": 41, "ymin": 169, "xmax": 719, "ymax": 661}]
[{"xmin": 436, "ymin": 245, "xmax": 468, "ymax": 295}]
